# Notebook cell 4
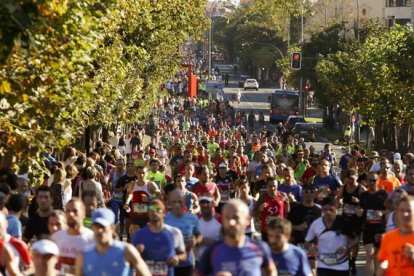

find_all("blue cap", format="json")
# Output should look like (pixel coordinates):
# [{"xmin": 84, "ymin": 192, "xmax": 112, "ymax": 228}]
[{"xmin": 92, "ymin": 208, "xmax": 115, "ymax": 228}]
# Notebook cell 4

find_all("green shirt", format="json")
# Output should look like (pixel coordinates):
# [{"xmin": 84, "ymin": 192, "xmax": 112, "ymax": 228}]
[
  {"xmin": 294, "ymin": 163, "xmax": 307, "ymax": 179},
  {"xmin": 207, "ymin": 143, "xmax": 220, "ymax": 154},
  {"xmin": 84, "ymin": 217, "xmax": 92, "ymax": 229},
  {"xmin": 147, "ymin": 171, "xmax": 167, "ymax": 190}
]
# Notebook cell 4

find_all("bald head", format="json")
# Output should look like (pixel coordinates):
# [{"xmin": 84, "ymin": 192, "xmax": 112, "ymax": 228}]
[
  {"xmin": 222, "ymin": 199, "xmax": 250, "ymax": 239},
  {"xmin": 169, "ymin": 189, "xmax": 185, "ymax": 216},
  {"xmin": 223, "ymin": 199, "xmax": 249, "ymax": 218}
]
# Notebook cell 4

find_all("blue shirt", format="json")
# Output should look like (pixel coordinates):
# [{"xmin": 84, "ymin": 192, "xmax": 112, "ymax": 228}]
[
  {"xmin": 132, "ymin": 226, "xmax": 176, "ymax": 276},
  {"xmin": 82, "ymin": 240, "xmax": 131, "ymax": 276},
  {"xmin": 272, "ymin": 244, "xmax": 312, "ymax": 276},
  {"xmin": 278, "ymin": 184, "xmax": 303, "ymax": 202},
  {"xmin": 197, "ymin": 237, "xmax": 274, "ymax": 276},
  {"xmin": 339, "ymin": 153, "xmax": 352, "ymax": 170},
  {"xmin": 165, "ymin": 212, "xmax": 200, "ymax": 268},
  {"xmin": 313, "ymin": 175, "xmax": 342, "ymax": 204},
  {"xmin": 6, "ymin": 215, "xmax": 22, "ymax": 238},
  {"xmin": 186, "ymin": 177, "xmax": 199, "ymax": 189}
]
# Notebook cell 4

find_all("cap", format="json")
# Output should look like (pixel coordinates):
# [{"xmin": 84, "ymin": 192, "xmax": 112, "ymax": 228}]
[
  {"xmin": 394, "ymin": 152, "xmax": 402, "ymax": 161},
  {"xmin": 262, "ymin": 142, "xmax": 269, "ymax": 147},
  {"xmin": 149, "ymin": 199, "xmax": 166, "ymax": 210},
  {"xmin": 218, "ymin": 163, "xmax": 227, "ymax": 168},
  {"xmin": 199, "ymin": 196, "xmax": 214, "ymax": 202},
  {"xmin": 370, "ymin": 151, "xmax": 379, "ymax": 158},
  {"xmin": 347, "ymin": 169, "xmax": 358, "ymax": 178},
  {"xmin": 92, "ymin": 208, "xmax": 115, "ymax": 228},
  {"xmin": 32, "ymin": 239, "xmax": 59, "ymax": 256},
  {"xmin": 232, "ymin": 153, "xmax": 238, "ymax": 158},
  {"xmin": 149, "ymin": 149, "xmax": 156, "ymax": 154}
]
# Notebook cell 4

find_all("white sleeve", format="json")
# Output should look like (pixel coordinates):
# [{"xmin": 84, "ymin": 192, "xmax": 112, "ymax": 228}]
[
  {"xmin": 165, "ymin": 225, "xmax": 185, "ymax": 253},
  {"xmin": 305, "ymin": 219, "xmax": 318, "ymax": 243}
]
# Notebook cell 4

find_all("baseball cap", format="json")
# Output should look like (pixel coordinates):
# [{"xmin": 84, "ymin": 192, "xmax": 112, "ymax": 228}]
[
  {"xmin": 262, "ymin": 142, "xmax": 269, "ymax": 147},
  {"xmin": 218, "ymin": 163, "xmax": 227, "ymax": 168},
  {"xmin": 149, "ymin": 149, "xmax": 156, "ymax": 154},
  {"xmin": 394, "ymin": 152, "xmax": 402, "ymax": 162},
  {"xmin": 199, "ymin": 196, "xmax": 214, "ymax": 202},
  {"xmin": 32, "ymin": 239, "xmax": 59, "ymax": 256},
  {"xmin": 92, "ymin": 208, "xmax": 115, "ymax": 228}
]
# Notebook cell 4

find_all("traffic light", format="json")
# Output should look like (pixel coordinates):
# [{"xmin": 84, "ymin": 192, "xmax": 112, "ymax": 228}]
[
  {"xmin": 291, "ymin": 52, "xmax": 302, "ymax": 70},
  {"xmin": 304, "ymin": 84, "xmax": 309, "ymax": 91}
]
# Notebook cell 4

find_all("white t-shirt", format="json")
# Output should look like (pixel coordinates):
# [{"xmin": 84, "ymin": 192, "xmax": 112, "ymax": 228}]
[
  {"xmin": 247, "ymin": 161, "xmax": 260, "ymax": 182},
  {"xmin": 164, "ymin": 224, "xmax": 186, "ymax": 253},
  {"xmin": 52, "ymin": 228, "xmax": 95, "ymax": 272},
  {"xmin": 197, "ymin": 217, "xmax": 222, "ymax": 260}
]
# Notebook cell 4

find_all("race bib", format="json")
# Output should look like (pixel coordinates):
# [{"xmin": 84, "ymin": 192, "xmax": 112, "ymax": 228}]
[
  {"xmin": 220, "ymin": 189, "xmax": 230, "ymax": 201},
  {"xmin": 133, "ymin": 203, "xmax": 148, "ymax": 214},
  {"xmin": 112, "ymin": 192, "xmax": 123, "ymax": 202},
  {"xmin": 319, "ymin": 253, "xmax": 339, "ymax": 266},
  {"xmin": 343, "ymin": 203, "xmax": 357, "ymax": 215},
  {"xmin": 366, "ymin": 209, "xmax": 383, "ymax": 224},
  {"xmin": 146, "ymin": 260, "xmax": 168, "ymax": 276},
  {"xmin": 317, "ymin": 185, "xmax": 329, "ymax": 200}
]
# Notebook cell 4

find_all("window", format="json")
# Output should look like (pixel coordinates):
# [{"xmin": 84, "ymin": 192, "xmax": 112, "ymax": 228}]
[{"xmin": 388, "ymin": 0, "xmax": 412, "ymax": 7}]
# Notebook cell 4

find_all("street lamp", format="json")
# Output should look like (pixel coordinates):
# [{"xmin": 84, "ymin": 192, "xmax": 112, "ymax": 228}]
[
  {"xmin": 356, "ymin": 0, "xmax": 360, "ymax": 42},
  {"xmin": 208, "ymin": 0, "xmax": 220, "ymax": 76}
]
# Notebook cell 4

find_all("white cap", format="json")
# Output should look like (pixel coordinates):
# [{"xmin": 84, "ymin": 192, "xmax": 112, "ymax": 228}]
[
  {"xmin": 262, "ymin": 142, "xmax": 269, "ymax": 147},
  {"xmin": 394, "ymin": 152, "xmax": 402, "ymax": 161},
  {"xmin": 199, "ymin": 196, "xmax": 214, "ymax": 202},
  {"xmin": 32, "ymin": 239, "xmax": 59, "ymax": 256},
  {"xmin": 218, "ymin": 163, "xmax": 227, "ymax": 168}
]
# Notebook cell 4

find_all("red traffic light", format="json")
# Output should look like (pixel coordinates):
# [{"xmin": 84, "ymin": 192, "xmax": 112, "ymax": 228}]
[
  {"xmin": 304, "ymin": 84, "xmax": 309, "ymax": 91},
  {"xmin": 293, "ymin": 54, "xmax": 300, "ymax": 60},
  {"xmin": 291, "ymin": 52, "xmax": 302, "ymax": 70}
]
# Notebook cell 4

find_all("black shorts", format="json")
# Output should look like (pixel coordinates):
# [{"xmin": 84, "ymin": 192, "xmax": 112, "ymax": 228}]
[
  {"xmin": 344, "ymin": 216, "xmax": 363, "ymax": 235},
  {"xmin": 131, "ymin": 217, "xmax": 149, "ymax": 228},
  {"xmin": 317, "ymin": 268, "xmax": 349, "ymax": 276},
  {"xmin": 261, "ymin": 232, "xmax": 268, "ymax": 242},
  {"xmin": 363, "ymin": 229, "xmax": 384, "ymax": 248}
]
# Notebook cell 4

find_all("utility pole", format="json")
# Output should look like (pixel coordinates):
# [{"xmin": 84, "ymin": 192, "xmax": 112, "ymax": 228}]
[
  {"xmin": 300, "ymin": 0, "xmax": 304, "ymax": 116},
  {"xmin": 355, "ymin": 0, "xmax": 360, "ymax": 144},
  {"xmin": 208, "ymin": 0, "xmax": 219, "ymax": 77}
]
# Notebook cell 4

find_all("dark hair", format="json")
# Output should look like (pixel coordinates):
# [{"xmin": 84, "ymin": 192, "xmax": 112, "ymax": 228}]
[
  {"xmin": 267, "ymin": 218, "xmax": 292, "ymax": 234},
  {"xmin": 321, "ymin": 196, "xmax": 337, "ymax": 207},
  {"xmin": 7, "ymin": 194, "xmax": 26, "ymax": 213},
  {"xmin": 266, "ymin": 177, "xmax": 277, "ymax": 185},
  {"xmin": 1, "ymin": 173, "xmax": 18, "ymax": 191},
  {"xmin": 303, "ymin": 184, "xmax": 315, "ymax": 192},
  {"xmin": 36, "ymin": 185, "xmax": 51, "ymax": 196},
  {"xmin": 164, "ymin": 184, "xmax": 176, "ymax": 195},
  {"xmin": 0, "ymin": 182, "xmax": 11, "ymax": 196},
  {"xmin": 75, "ymin": 156, "xmax": 87, "ymax": 166}
]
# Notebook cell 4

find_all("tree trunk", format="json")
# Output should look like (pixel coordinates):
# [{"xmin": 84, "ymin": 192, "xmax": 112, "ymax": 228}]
[
  {"xmin": 399, "ymin": 123, "xmax": 410, "ymax": 154},
  {"xmin": 375, "ymin": 122, "xmax": 385, "ymax": 150},
  {"xmin": 102, "ymin": 128, "xmax": 109, "ymax": 143}
]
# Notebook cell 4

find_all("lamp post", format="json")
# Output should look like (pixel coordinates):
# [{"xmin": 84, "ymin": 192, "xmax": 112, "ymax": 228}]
[
  {"xmin": 356, "ymin": 0, "xmax": 360, "ymax": 42},
  {"xmin": 208, "ymin": 0, "xmax": 220, "ymax": 76}
]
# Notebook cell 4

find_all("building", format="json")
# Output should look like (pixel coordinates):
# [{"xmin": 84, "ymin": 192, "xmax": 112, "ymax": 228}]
[{"xmin": 358, "ymin": 0, "xmax": 413, "ymax": 27}]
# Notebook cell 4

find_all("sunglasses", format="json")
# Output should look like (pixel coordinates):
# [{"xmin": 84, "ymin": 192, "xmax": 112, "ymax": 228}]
[
  {"xmin": 381, "ymin": 166, "xmax": 390, "ymax": 169},
  {"xmin": 303, "ymin": 190, "xmax": 314, "ymax": 194},
  {"xmin": 149, "ymin": 205, "xmax": 164, "ymax": 212},
  {"xmin": 368, "ymin": 179, "xmax": 378, "ymax": 182}
]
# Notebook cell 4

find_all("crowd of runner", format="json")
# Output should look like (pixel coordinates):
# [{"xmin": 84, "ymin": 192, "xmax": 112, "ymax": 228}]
[{"xmin": 1, "ymin": 73, "xmax": 414, "ymax": 276}]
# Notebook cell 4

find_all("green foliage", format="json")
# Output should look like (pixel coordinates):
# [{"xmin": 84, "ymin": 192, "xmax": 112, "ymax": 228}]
[{"xmin": 0, "ymin": 0, "xmax": 207, "ymax": 182}]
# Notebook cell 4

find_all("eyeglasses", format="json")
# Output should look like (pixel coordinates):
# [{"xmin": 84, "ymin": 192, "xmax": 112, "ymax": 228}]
[{"xmin": 382, "ymin": 166, "xmax": 390, "ymax": 169}]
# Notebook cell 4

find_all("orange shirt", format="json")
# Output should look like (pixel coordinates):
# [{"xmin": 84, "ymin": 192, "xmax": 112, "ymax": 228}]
[
  {"xmin": 251, "ymin": 144, "xmax": 261, "ymax": 151},
  {"xmin": 377, "ymin": 228, "xmax": 414, "ymax": 276},
  {"xmin": 378, "ymin": 175, "xmax": 401, "ymax": 193}
]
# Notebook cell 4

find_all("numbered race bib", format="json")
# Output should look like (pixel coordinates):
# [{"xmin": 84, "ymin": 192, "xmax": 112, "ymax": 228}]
[
  {"xmin": 317, "ymin": 185, "xmax": 329, "ymax": 200},
  {"xmin": 133, "ymin": 203, "xmax": 148, "ymax": 214},
  {"xmin": 343, "ymin": 203, "xmax": 357, "ymax": 216},
  {"xmin": 319, "ymin": 253, "xmax": 339, "ymax": 266},
  {"xmin": 146, "ymin": 260, "xmax": 168, "ymax": 276},
  {"xmin": 366, "ymin": 209, "xmax": 383, "ymax": 224},
  {"xmin": 220, "ymin": 189, "xmax": 230, "ymax": 201},
  {"xmin": 112, "ymin": 192, "xmax": 123, "ymax": 202}
]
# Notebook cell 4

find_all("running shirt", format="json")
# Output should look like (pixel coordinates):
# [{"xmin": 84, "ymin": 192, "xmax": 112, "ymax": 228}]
[
  {"xmin": 359, "ymin": 190, "xmax": 388, "ymax": 231},
  {"xmin": 287, "ymin": 204, "xmax": 322, "ymax": 245},
  {"xmin": 82, "ymin": 240, "xmax": 131, "ymax": 276},
  {"xmin": 377, "ymin": 229, "xmax": 414, "ymax": 275},
  {"xmin": 186, "ymin": 177, "xmax": 199, "ymax": 189},
  {"xmin": 278, "ymin": 184, "xmax": 302, "ymax": 202},
  {"xmin": 130, "ymin": 181, "xmax": 152, "ymax": 219},
  {"xmin": 378, "ymin": 175, "xmax": 401, "ymax": 193},
  {"xmin": 312, "ymin": 175, "xmax": 342, "ymax": 203},
  {"xmin": 147, "ymin": 171, "xmax": 167, "ymax": 190},
  {"xmin": 165, "ymin": 212, "xmax": 200, "ymax": 268},
  {"xmin": 196, "ymin": 237, "xmax": 274, "ymax": 276},
  {"xmin": 191, "ymin": 182, "xmax": 219, "ymax": 200},
  {"xmin": 132, "ymin": 225, "xmax": 185, "ymax": 276},
  {"xmin": 197, "ymin": 217, "xmax": 222, "ymax": 261},
  {"xmin": 305, "ymin": 216, "xmax": 355, "ymax": 271},
  {"xmin": 114, "ymin": 175, "xmax": 137, "ymax": 203},
  {"xmin": 257, "ymin": 194, "xmax": 285, "ymax": 233},
  {"xmin": 215, "ymin": 174, "xmax": 233, "ymax": 203},
  {"xmin": 272, "ymin": 244, "xmax": 312, "ymax": 276},
  {"xmin": 52, "ymin": 228, "xmax": 95, "ymax": 273},
  {"xmin": 342, "ymin": 184, "xmax": 361, "ymax": 218},
  {"xmin": 111, "ymin": 169, "xmax": 126, "ymax": 191}
]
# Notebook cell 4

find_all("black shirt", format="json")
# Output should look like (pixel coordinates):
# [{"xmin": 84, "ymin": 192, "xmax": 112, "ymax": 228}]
[
  {"xmin": 116, "ymin": 174, "xmax": 137, "ymax": 203},
  {"xmin": 287, "ymin": 204, "xmax": 322, "ymax": 244},
  {"xmin": 130, "ymin": 136, "xmax": 141, "ymax": 149},
  {"xmin": 359, "ymin": 190, "xmax": 388, "ymax": 231},
  {"xmin": 23, "ymin": 213, "xmax": 50, "ymax": 241}
]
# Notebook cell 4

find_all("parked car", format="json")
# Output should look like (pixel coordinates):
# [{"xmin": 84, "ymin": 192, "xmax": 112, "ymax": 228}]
[
  {"xmin": 285, "ymin": 115, "xmax": 305, "ymax": 131},
  {"xmin": 292, "ymin": 122, "xmax": 316, "ymax": 141},
  {"xmin": 244, "ymin": 79, "xmax": 259, "ymax": 91},
  {"xmin": 238, "ymin": 75, "xmax": 250, "ymax": 87}
]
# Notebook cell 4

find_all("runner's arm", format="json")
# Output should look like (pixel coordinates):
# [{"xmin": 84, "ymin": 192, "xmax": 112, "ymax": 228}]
[
  {"xmin": 149, "ymin": 182, "xmax": 162, "ymax": 200},
  {"xmin": 124, "ymin": 243, "xmax": 152, "ymax": 276},
  {"xmin": 124, "ymin": 181, "xmax": 134, "ymax": 208},
  {"xmin": 213, "ymin": 184, "xmax": 221, "ymax": 207},
  {"xmin": 191, "ymin": 193, "xmax": 200, "ymax": 214},
  {"xmin": 336, "ymin": 185, "xmax": 344, "ymax": 204},
  {"xmin": 2, "ymin": 245, "xmax": 21, "ymax": 276},
  {"xmin": 75, "ymin": 253, "xmax": 84, "ymax": 276}
]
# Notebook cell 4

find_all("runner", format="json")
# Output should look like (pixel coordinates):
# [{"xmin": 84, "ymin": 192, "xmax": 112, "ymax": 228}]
[
  {"xmin": 336, "ymin": 168, "xmax": 367, "ymax": 275},
  {"xmin": 76, "ymin": 208, "xmax": 151, "ymax": 276},
  {"xmin": 312, "ymin": 159, "xmax": 342, "ymax": 204},
  {"xmin": 30, "ymin": 239, "xmax": 60, "ymax": 276},
  {"xmin": 305, "ymin": 196, "xmax": 358, "ymax": 276},
  {"xmin": 358, "ymin": 171, "xmax": 388, "ymax": 276},
  {"xmin": 165, "ymin": 189, "xmax": 202, "ymax": 276},
  {"xmin": 278, "ymin": 166, "xmax": 302, "ymax": 202},
  {"xmin": 377, "ymin": 158, "xmax": 401, "ymax": 193},
  {"xmin": 377, "ymin": 195, "xmax": 414, "ymax": 275},
  {"xmin": 52, "ymin": 198, "xmax": 94, "ymax": 274},
  {"xmin": 196, "ymin": 199, "xmax": 277, "ymax": 276},
  {"xmin": 124, "ymin": 165, "xmax": 162, "ymax": 235},
  {"xmin": 191, "ymin": 166, "xmax": 220, "ymax": 207},
  {"xmin": 174, "ymin": 174, "xmax": 200, "ymax": 214},
  {"xmin": 215, "ymin": 162, "xmax": 234, "ymax": 214},
  {"xmin": 237, "ymin": 178, "xmax": 256, "ymax": 237},
  {"xmin": 147, "ymin": 159, "xmax": 167, "ymax": 192},
  {"xmin": 48, "ymin": 210, "xmax": 67, "ymax": 235},
  {"xmin": 253, "ymin": 177, "xmax": 289, "ymax": 242},
  {"xmin": 267, "ymin": 218, "xmax": 312, "ymax": 276},
  {"xmin": 132, "ymin": 199, "xmax": 187, "ymax": 276}
]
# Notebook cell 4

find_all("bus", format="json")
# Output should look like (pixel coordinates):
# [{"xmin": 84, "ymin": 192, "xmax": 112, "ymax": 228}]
[{"xmin": 269, "ymin": 90, "xmax": 300, "ymax": 123}]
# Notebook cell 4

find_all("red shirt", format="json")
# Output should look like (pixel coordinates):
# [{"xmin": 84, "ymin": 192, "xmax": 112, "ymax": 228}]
[
  {"xmin": 260, "ymin": 194, "xmax": 285, "ymax": 233},
  {"xmin": 302, "ymin": 167, "xmax": 317, "ymax": 184},
  {"xmin": 191, "ymin": 182, "xmax": 219, "ymax": 200}
]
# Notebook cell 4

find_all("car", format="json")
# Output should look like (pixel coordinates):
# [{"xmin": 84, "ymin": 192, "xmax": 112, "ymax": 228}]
[
  {"xmin": 238, "ymin": 75, "xmax": 250, "ymax": 87},
  {"xmin": 244, "ymin": 79, "xmax": 259, "ymax": 91},
  {"xmin": 292, "ymin": 122, "xmax": 316, "ymax": 141},
  {"xmin": 285, "ymin": 115, "xmax": 305, "ymax": 131}
]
